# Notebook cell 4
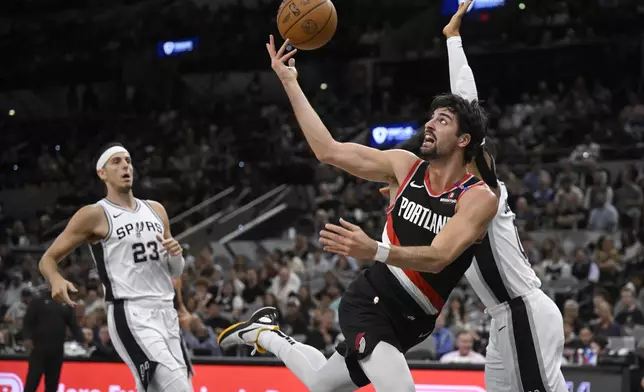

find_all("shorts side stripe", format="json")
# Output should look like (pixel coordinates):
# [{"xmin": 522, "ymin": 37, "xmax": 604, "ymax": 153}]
[
  {"xmin": 508, "ymin": 297, "xmax": 549, "ymax": 392},
  {"xmin": 112, "ymin": 301, "xmax": 158, "ymax": 391}
]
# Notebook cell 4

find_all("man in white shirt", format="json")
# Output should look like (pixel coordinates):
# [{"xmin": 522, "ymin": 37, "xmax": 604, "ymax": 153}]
[{"xmin": 439, "ymin": 331, "xmax": 485, "ymax": 364}]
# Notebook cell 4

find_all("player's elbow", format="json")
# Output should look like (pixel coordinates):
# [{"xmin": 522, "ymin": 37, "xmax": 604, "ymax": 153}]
[
  {"xmin": 317, "ymin": 141, "xmax": 342, "ymax": 165},
  {"xmin": 425, "ymin": 254, "xmax": 452, "ymax": 274}
]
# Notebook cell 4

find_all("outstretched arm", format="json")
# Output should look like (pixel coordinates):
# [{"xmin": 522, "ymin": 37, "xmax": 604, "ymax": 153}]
[
  {"xmin": 320, "ymin": 186, "xmax": 498, "ymax": 273},
  {"xmin": 266, "ymin": 35, "xmax": 418, "ymax": 184},
  {"xmin": 444, "ymin": 0, "xmax": 478, "ymax": 101}
]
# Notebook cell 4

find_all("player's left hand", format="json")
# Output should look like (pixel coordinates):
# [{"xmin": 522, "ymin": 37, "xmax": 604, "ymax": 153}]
[
  {"xmin": 443, "ymin": 0, "xmax": 473, "ymax": 38},
  {"xmin": 156, "ymin": 234, "xmax": 182, "ymax": 257},
  {"xmin": 320, "ymin": 218, "xmax": 378, "ymax": 260}
]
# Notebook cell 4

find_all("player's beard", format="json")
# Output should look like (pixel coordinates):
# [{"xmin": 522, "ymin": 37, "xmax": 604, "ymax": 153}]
[{"xmin": 420, "ymin": 144, "xmax": 439, "ymax": 160}]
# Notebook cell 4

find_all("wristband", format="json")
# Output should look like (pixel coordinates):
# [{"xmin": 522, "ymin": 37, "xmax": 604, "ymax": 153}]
[{"xmin": 375, "ymin": 242, "xmax": 391, "ymax": 263}]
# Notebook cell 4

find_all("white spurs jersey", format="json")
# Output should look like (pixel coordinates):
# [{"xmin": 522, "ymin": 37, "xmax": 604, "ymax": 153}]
[
  {"xmin": 89, "ymin": 198, "xmax": 174, "ymax": 302},
  {"xmin": 465, "ymin": 182, "xmax": 541, "ymax": 309}
]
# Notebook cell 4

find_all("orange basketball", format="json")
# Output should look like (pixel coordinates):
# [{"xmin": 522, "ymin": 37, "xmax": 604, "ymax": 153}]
[{"xmin": 277, "ymin": 0, "xmax": 337, "ymax": 51}]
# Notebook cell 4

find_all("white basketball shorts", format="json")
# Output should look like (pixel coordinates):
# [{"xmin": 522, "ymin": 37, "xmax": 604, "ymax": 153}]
[
  {"xmin": 107, "ymin": 298, "xmax": 187, "ymax": 392},
  {"xmin": 485, "ymin": 289, "xmax": 567, "ymax": 392}
]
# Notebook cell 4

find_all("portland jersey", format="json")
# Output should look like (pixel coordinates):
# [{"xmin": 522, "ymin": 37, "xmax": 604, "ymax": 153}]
[
  {"xmin": 380, "ymin": 159, "xmax": 485, "ymax": 315},
  {"xmin": 465, "ymin": 181, "xmax": 541, "ymax": 308},
  {"xmin": 89, "ymin": 198, "xmax": 174, "ymax": 302}
]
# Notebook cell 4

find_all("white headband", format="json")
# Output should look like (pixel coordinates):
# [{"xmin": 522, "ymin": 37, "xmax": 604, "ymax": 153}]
[{"xmin": 96, "ymin": 146, "xmax": 129, "ymax": 171}]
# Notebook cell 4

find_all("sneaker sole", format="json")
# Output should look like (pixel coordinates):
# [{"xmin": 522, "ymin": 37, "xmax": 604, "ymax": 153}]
[{"xmin": 216, "ymin": 306, "xmax": 278, "ymax": 346}]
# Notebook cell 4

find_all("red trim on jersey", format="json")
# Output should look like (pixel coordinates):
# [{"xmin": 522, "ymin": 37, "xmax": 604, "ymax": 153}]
[
  {"xmin": 424, "ymin": 170, "xmax": 474, "ymax": 197},
  {"xmin": 385, "ymin": 159, "xmax": 423, "ymax": 214},
  {"xmin": 456, "ymin": 180, "xmax": 486, "ymax": 202},
  {"xmin": 385, "ymin": 214, "xmax": 445, "ymax": 310}
]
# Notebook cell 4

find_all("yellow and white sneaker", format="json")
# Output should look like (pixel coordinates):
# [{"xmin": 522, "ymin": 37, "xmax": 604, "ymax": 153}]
[{"xmin": 217, "ymin": 306, "xmax": 279, "ymax": 355}]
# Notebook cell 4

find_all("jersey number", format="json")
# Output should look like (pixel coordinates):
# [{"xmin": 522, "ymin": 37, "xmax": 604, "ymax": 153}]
[
  {"xmin": 511, "ymin": 218, "xmax": 529, "ymax": 263},
  {"xmin": 132, "ymin": 242, "xmax": 160, "ymax": 263}
]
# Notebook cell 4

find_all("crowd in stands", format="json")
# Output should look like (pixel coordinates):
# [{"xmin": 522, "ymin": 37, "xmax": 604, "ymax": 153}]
[
  {"xmin": 1, "ymin": 0, "xmax": 644, "ymax": 374},
  {"xmin": 1, "ymin": 77, "xmax": 643, "ymax": 364}
]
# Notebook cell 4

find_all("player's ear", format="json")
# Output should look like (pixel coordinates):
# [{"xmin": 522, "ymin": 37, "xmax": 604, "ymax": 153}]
[
  {"xmin": 457, "ymin": 133, "xmax": 471, "ymax": 148},
  {"xmin": 97, "ymin": 168, "xmax": 107, "ymax": 181}
]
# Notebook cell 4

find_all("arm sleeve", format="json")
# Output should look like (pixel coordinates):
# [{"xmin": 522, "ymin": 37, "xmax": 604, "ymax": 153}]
[{"xmin": 447, "ymin": 36, "xmax": 478, "ymax": 101}]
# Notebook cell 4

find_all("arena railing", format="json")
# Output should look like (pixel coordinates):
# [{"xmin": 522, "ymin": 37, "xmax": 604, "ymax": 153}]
[
  {"xmin": 173, "ymin": 184, "xmax": 291, "ymax": 254},
  {"xmin": 0, "ymin": 355, "xmax": 636, "ymax": 392},
  {"xmin": 207, "ymin": 184, "xmax": 291, "ymax": 241},
  {"xmin": 168, "ymin": 185, "xmax": 236, "ymax": 229}
]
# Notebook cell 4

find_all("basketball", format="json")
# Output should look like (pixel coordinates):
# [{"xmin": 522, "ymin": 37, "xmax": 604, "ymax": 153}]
[{"xmin": 277, "ymin": 0, "xmax": 337, "ymax": 51}]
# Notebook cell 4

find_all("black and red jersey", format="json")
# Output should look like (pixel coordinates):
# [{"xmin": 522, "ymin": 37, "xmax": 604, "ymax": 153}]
[{"xmin": 372, "ymin": 159, "xmax": 485, "ymax": 315}]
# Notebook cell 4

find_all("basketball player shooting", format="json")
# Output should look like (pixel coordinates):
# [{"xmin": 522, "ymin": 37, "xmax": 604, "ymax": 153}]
[
  {"xmin": 39, "ymin": 143, "xmax": 193, "ymax": 392},
  {"xmin": 217, "ymin": 35, "xmax": 496, "ymax": 392},
  {"xmin": 375, "ymin": 1, "xmax": 568, "ymax": 391}
]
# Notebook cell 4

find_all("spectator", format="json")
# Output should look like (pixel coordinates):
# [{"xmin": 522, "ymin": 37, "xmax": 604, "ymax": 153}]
[
  {"xmin": 540, "ymin": 247, "xmax": 572, "ymax": 282},
  {"xmin": 203, "ymin": 299, "xmax": 232, "ymax": 336},
  {"xmin": 89, "ymin": 326, "xmax": 118, "ymax": 360},
  {"xmin": 241, "ymin": 269, "xmax": 265, "ymax": 306},
  {"xmin": 615, "ymin": 286, "xmax": 644, "ymax": 332},
  {"xmin": 587, "ymin": 191, "xmax": 619, "ymax": 232},
  {"xmin": 268, "ymin": 265, "xmax": 302, "ymax": 313},
  {"xmin": 444, "ymin": 296, "xmax": 467, "ymax": 332},
  {"xmin": 182, "ymin": 315, "xmax": 222, "ymax": 357},
  {"xmin": 614, "ymin": 166, "xmax": 643, "ymax": 231},
  {"xmin": 514, "ymin": 197, "xmax": 538, "ymax": 231},
  {"xmin": 564, "ymin": 326, "xmax": 593, "ymax": 362},
  {"xmin": 431, "ymin": 312, "xmax": 455, "ymax": 360},
  {"xmin": 304, "ymin": 308, "xmax": 338, "ymax": 356},
  {"xmin": 590, "ymin": 300, "xmax": 622, "ymax": 338},
  {"xmin": 570, "ymin": 248, "xmax": 600, "ymax": 283},
  {"xmin": 4, "ymin": 288, "xmax": 32, "ymax": 324},
  {"xmin": 215, "ymin": 281, "xmax": 244, "ymax": 320},
  {"xmin": 281, "ymin": 296, "xmax": 309, "ymax": 336},
  {"xmin": 81, "ymin": 327, "xmax": 94, "ymax": 353},
  {"xmin": 584, "ymin": 170, "xmax": 614, "ymax": 209},
  {"xmin": 563, "ymin": 299, "xmax": 584, "ymax": 334},
  {"xmin": 439, "ymin": 331, "xmax": 485, "ymax": 364},
  {"xmin": 596, "ymin": 236, "xmax": 622, "ymax": 290},
  {"xmin": 533, "ymin": 171, "xmax": 556, "ymax": 208}
]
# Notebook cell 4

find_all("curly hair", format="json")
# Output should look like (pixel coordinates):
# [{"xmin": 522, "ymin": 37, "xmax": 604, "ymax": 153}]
[{"xmin": 430, "ymin": 94, "xmax": 487, "ymax": 163}]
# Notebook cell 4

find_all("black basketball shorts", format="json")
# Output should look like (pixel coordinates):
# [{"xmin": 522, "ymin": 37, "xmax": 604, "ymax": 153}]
[{"xmin": 335, "ymin": 266, "xmax": 437, "ymax": 387}]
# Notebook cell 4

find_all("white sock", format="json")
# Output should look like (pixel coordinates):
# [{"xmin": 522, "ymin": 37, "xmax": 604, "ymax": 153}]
[{"xmin": 258, "ymin": 330, "xmax": 328, "ymax": 387}]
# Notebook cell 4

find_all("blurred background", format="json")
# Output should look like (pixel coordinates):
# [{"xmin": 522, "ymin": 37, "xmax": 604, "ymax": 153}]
[{"xmin": 0, "ymin": 0, "xmax": 644, "ymax": 390}]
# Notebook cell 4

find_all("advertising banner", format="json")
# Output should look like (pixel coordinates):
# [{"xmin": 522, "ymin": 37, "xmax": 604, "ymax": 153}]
[{"xmin": 0, "ymin": 360, "xmax": 626, "ymax": 392}]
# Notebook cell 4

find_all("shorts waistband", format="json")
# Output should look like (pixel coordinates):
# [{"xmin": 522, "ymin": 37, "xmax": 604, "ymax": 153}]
[
  {"xmin": 109, "ymin": 297, "xmax": 174, "ymax": 309},
  {"xmin": 485, "ymin": 288, "xmax": 542, "ymax": 317}
]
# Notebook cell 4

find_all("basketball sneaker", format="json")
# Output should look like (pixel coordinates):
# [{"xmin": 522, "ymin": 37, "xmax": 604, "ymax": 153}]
[{"xmin": 217, "ymin": 306, "xmax": 280, "ymax": 355}]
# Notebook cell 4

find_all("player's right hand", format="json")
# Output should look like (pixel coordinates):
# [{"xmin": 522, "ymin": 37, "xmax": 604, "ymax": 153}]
[
  {"xmin": 266, "ymin": 35, "xmax": 298, "ymax": 83},
  {"xmin": 51, "ymin": 275, "xmax": 78, "ymax": 306},
  {"xmin": 443, "ymin": 0, "xmax": 473, "ymax": 38}
]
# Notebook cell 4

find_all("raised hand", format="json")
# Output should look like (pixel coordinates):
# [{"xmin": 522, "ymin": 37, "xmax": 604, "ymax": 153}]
[
  {"xmin": 266, "ymin": 35, "xmax": 299, "ymax": 83},
  {"xmin": 443, "ymin": 0, "xmax": 473, "ymax": 38}
]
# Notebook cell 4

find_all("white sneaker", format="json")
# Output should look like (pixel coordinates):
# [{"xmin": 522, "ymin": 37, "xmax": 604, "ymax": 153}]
[{"xmin": 217, "ymin": 306, "xmax": 279, "ymax": 355}]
